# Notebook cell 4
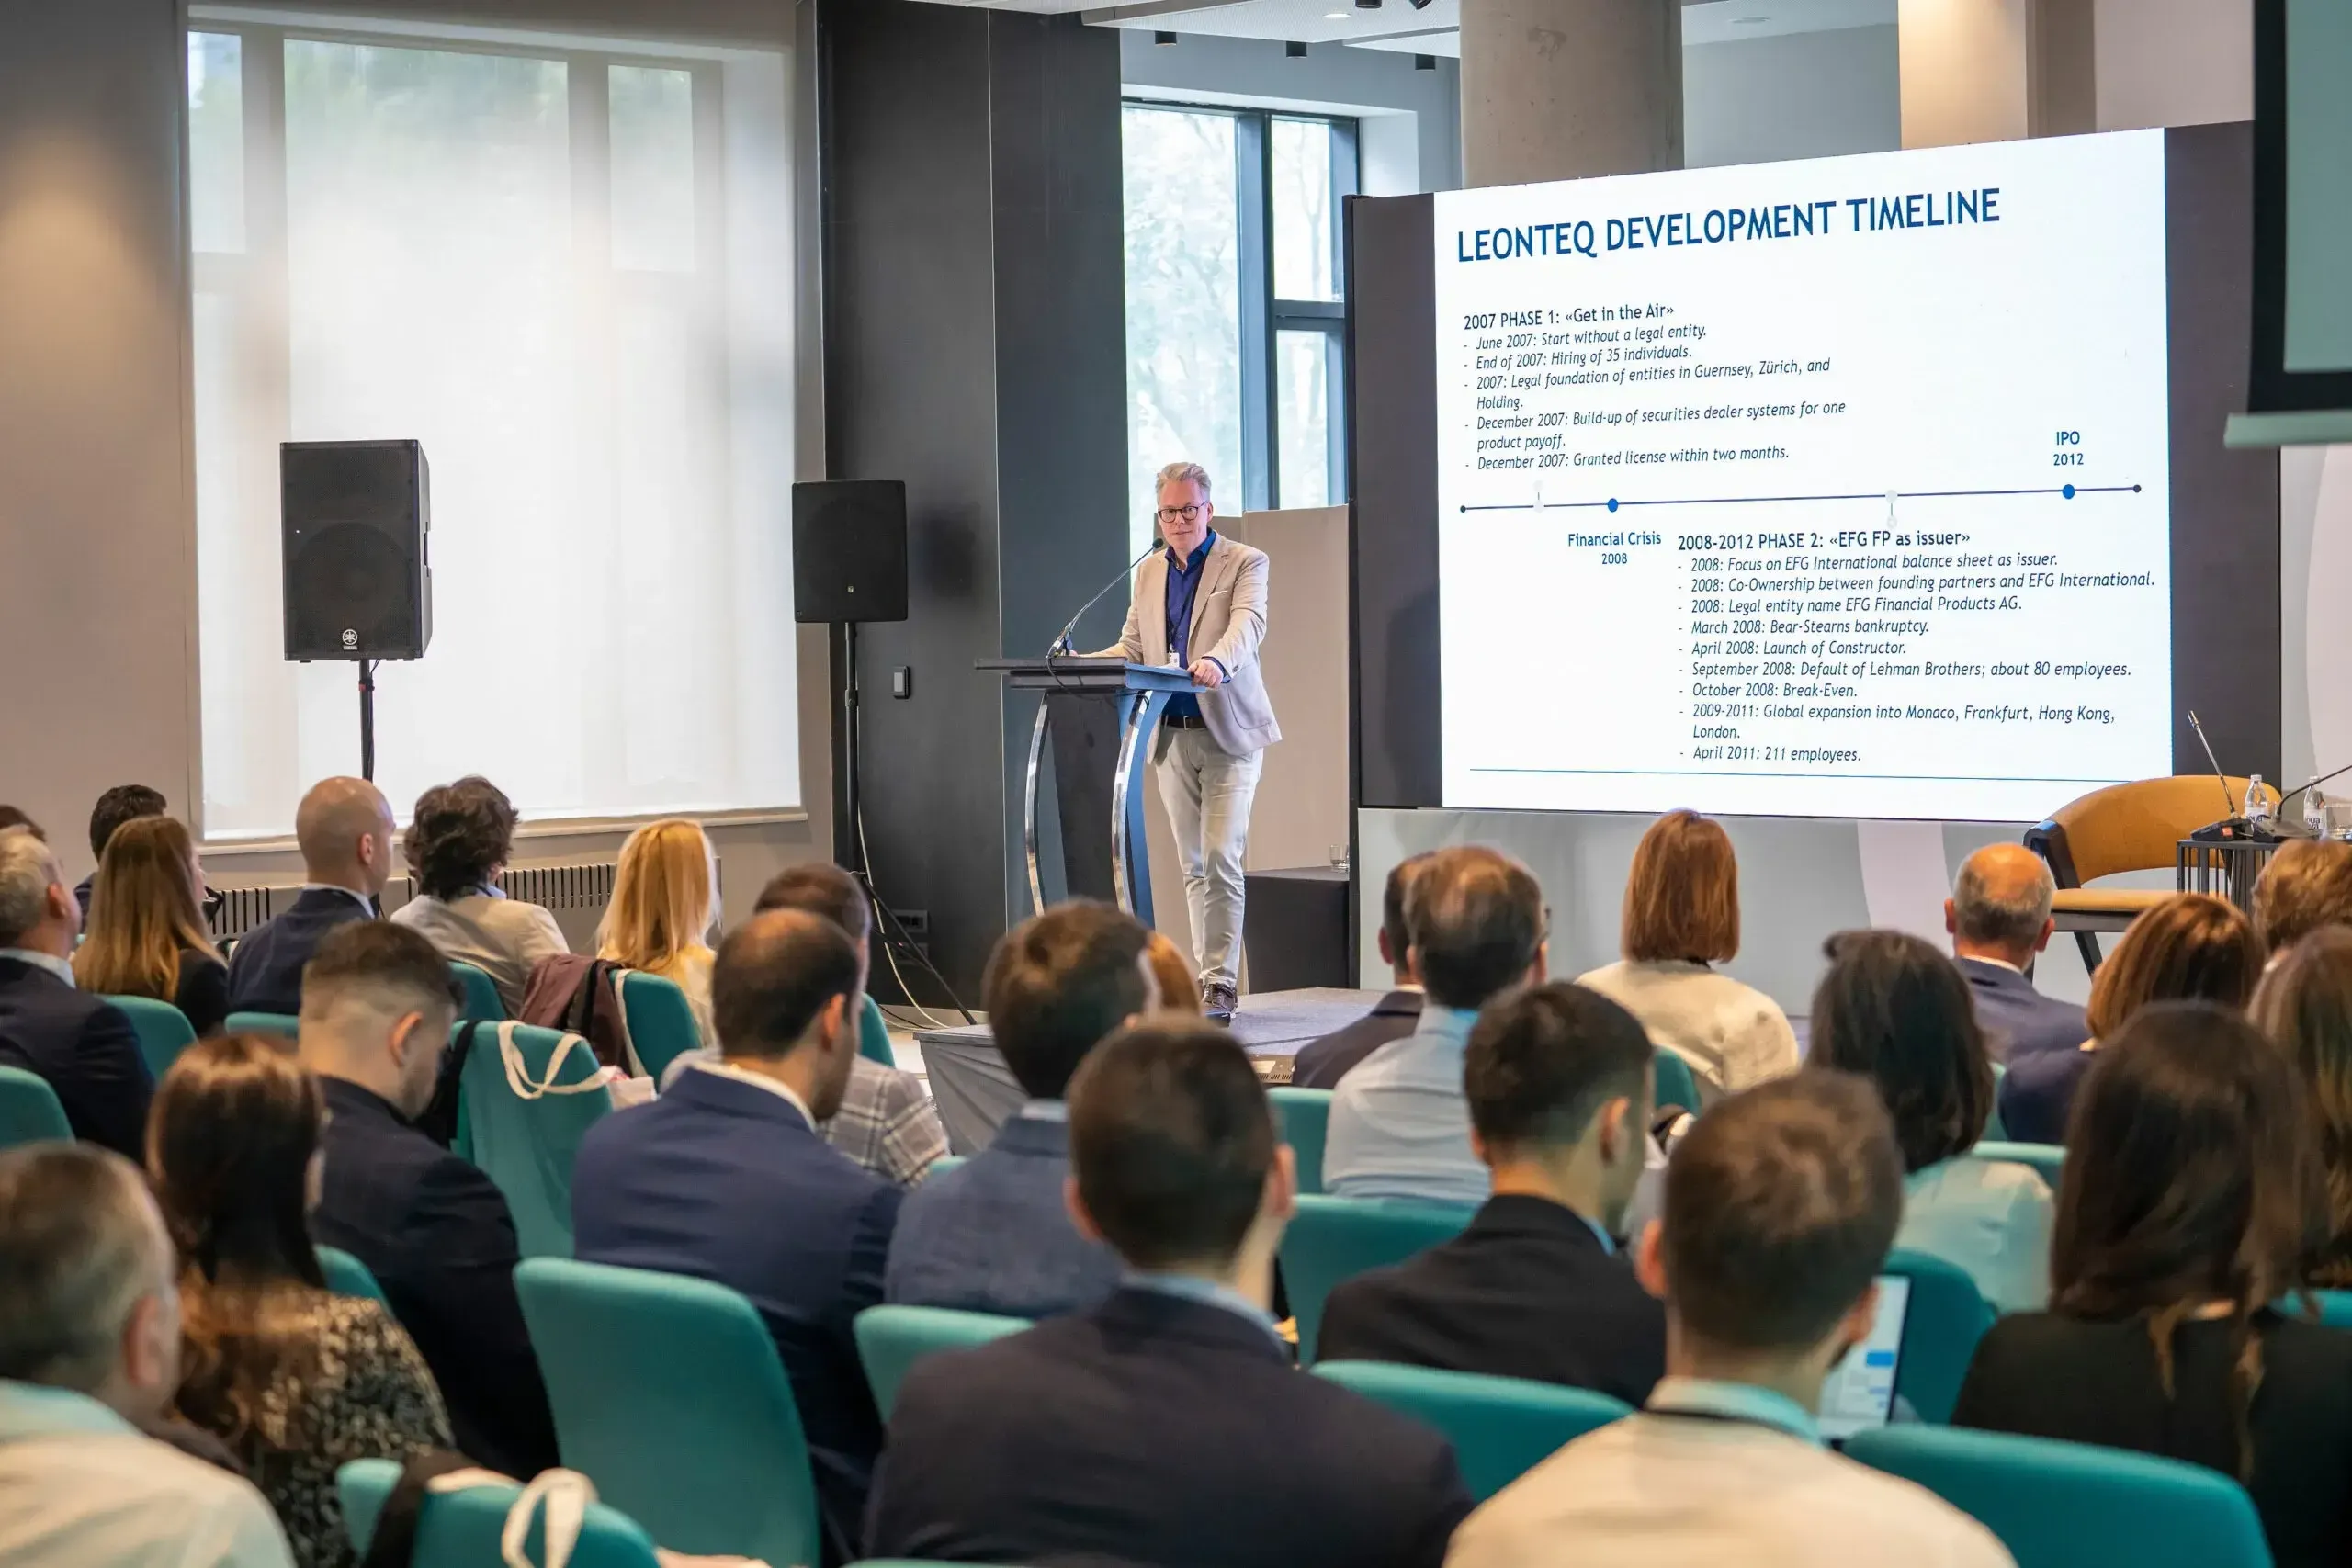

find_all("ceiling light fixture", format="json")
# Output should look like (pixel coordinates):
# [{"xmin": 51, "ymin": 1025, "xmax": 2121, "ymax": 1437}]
[
  {"xmin": 1286, "ymin": 39, "xmax": 1307, "ymax": 56},
  {"xmin": 1408, "ymin": 0, "xmax": 1435, "ymax": 10},
  {"xmin": 1356, "ymin": 0, "xmax": 1384, "ymax": 8},
  {"xmin": 1153, "ymin": 28, "xmax": 1176, "ymax": 43},
  {"xmin": 1414, "ymin": 52, "xmax": 1437, "ymax": 69}
]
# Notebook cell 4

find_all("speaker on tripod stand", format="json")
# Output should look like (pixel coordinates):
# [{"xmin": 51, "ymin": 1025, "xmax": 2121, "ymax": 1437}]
[{"xmin": 281, "ymin": 439, "xmax": 433, "ymax": 781}]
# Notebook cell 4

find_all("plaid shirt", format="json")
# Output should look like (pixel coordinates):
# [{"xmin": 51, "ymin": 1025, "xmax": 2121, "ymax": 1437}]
[{"xmin": 656, "ymin": 1048, "xmax": 946, "ymax": 1188}]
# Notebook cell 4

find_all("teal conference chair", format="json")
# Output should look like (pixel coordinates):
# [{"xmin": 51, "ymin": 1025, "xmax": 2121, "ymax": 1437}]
[
  {"xmin": 449, "ymin": 961, "xmax": 505, "ymax": 1024},
  {"xmin": 1282, "ymin": 1195, "xmax": 1473, "ymax": 1361},
  {"xmin": 1652, "ymin": 1048, "xmax": 1701, "ymax": 1114},
  {"xmin": 859, "ymin": 994, "xmax": 899, "ymax": 1067},
  {"xmin": 925, "ymin": 1156, "xmax": 966, "ymax": 1179},
  {"xmin": 1847, "ymin": 1426, "xmax": 2271, "ymax": 1568},
  {"xmin": 224, "ymin": 1010, "xmax": 300, "ymax": 1040},
  {"xmin": 104, "ymin": 996, "xmax": 198, "ymax": 1080},
  {"xmin": 1313, "ymin": 1360, "xmax": 1631, "ymax": 1500},
  {"xmin": 514, "ymin": 1258, "xmax": 820, "ymax": 1568},
  {"xmin": 1968, "ymin": 1139, "xmax": 2064, "ymax": 1188},
  {"xmin": 1880, "ymin": 1247, "xmax": 1995, "ymax": 1423},
  {"xmin": 615, "ymin": 969, "xmax": 701, "ymax": 1082},
  {"xmin": 854, "ymin": 1304, "xmax": 1027, "ymax": 1418},
  {"xmin": 456, "ymin": 1024, "xmax": 611, "ymax": 1258},
  {"xmin": 315, "ymin": 1247, "xmax": 387, "ymax": 1304},
  {"xmin": 339, "ymin": 1459, "xmax": 661, "ymax": 1568},
  {"xmin": 2296, "ymin": 1289, "xmax": 2352, "ymax": 1329},
  {"xmin": 1269, "ymin": 1088, "xmax": 1333, "ymax": 1196},
  {"xmin": 1984, "ymin": 1062, "xmax": 2008, "ymax": 1140},
  {"xmin": 0, "ymin": 1067, "xmax": 72, "ymax": 1150}
]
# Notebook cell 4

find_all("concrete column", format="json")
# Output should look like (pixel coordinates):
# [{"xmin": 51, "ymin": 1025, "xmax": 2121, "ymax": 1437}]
[
  {"xmin": 1899, "ymin": 0, "xmax": 2095, "ymax": 149},
  {"xmin": 1460, "ymin": 0, "xmax": 1681, "ymax": 186}
]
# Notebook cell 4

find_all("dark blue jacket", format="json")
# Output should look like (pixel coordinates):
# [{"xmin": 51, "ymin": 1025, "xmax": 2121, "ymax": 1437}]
[
  {"xmin": 224, "ymin": 886, "xmax": 375, "ymax": 1016},
  {"xmin": 1292, "ymin": 989, "xmax": 1425, "ymax": 1090},
  {"xmin": 310, "ymin": 1075, "xmax": 558, "ymax": 1479},
  {"xmin": 885, "ymin": 1111, "xmax": 1119, "ymax": 1318},
  {"xmin": 0, "ymin": 956, "xmax": 152, "ymax": 1157},
  {"xmin": 867, "ymin": 1286, "xmax": 1473, "ymax": 1568},
  {"xmin": 1960, "ymin": 957, "xmax": 2089, "ymax": 1064},
  {"xmin": 571, "ymin": 1067, "xmax": 902, "ymax": 1563}
]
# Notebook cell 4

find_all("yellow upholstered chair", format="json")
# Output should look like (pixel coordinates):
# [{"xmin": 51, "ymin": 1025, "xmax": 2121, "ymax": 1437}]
[{"xmin": 2024, "ymin": 775, "xmax": 2270, "ymax": 972}]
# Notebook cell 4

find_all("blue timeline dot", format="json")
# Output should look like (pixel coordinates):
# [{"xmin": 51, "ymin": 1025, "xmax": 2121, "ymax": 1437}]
[
  {"xmin": 2062, "ymin": 483, "xmax": 2075, "ymax": 499},
  {"xmin": 1607, "ymin": 498, "xmax": 1620, "ymax": 513}
]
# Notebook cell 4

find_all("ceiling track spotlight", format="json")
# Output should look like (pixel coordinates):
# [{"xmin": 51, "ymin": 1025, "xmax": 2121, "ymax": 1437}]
[{"xmin": 1286, "ymin": 39, "xmax": 1308, "ymax": 56}]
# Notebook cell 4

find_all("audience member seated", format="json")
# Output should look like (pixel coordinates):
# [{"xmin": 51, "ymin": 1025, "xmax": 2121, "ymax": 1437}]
[
  {"xmin": 1811, "ymin": 931, "xmax": 2052, "ymax": 1314},
  {"xmin": 1945, "ymin": 843, "xmax": 2086, "ymax": 1062},
  {"xmin": 297, "ymin": 923, "xmax": 556, "ymax": 1479},
  {"xmin": 1319, "ymin": 982, "xmax": 1665, "ymax": 1404},
  {"xmin": 1955, "ymin": 1003, "xmax": 2352, "ymax": 1568},
  {"xmin": 659, "ymin": 863, "xmax": 947, "ymax": 1188},
  {"xmin": 150, "ymin": 1035, "xmax": 450, "ymax": 1568},
  {"xmin": 1448, "ymin": 1074, "xmax": 2014, "ymax": 1568},
  {"xmin": 0, "ymin": 825, "xmax": 150, "ymax": 1156},
  {"xmin": 573, "ymin": 909, "xmax": 898, "ymax": 1564},
  {"xmin": 0, "ymin": 1144, "xmax": 292, "ymax": 1568},
  {"xmin": 868, "ymin": 1019, "xmax": 1473, "ymax": 1568},
  {"xmin": 2253, "ymin": 838, "xmax": 2352, "ymax": 959},
  {"xmin": 1326, "ymin": 845, "xmax": 1545, "ymax": 1202},
  {"xmin": 886, "ymin": 902, "xmax": 1147, "ymax": 1316},
  {"xmin": 1577, "ymin": 810, "xmax": 1799, "ymax": 1103},
  {"xmin": 74, "ymin": 816, "xmax": 229, "ymax": 1037},
  {"xmin": 1997, "ymin": 894, "xmax": 2259, "ymax": 1145},
  {"xmin": 596, "ymin": 818, "xmax": 719, "ymax": 1045},
  {"xmin": 1145, "ymin": 932, "xmax": 1202, "ymax": 1017},
  {"xmin": 225, "ymin": 779, "xmax": 397, "ymax": 1018},
  {"xmin": 75, "ymin": 784, "xmax": 166, "ymax": 923},
  {"xmin": 2254, "ymin": 928, "xmax": 2352, "ymax": 1287},
  {"xmin": 390, "ymin": 777, "xmax": 567, "ymax": 1014},
  {"xmin": 1293, "ymin": 852, "xmax": 1430, "ymax": 1090}
]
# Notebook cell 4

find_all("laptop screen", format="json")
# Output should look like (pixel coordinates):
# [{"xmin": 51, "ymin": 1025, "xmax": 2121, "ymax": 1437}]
[{"xmin": 1817, "ymin": 1274, "xmax": 1911, "ymax": 1444}]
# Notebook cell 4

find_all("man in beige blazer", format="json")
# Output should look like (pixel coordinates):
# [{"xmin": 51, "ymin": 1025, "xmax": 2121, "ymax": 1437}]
[{"xmin": 1094, "ymin": 462, "xmax": 1281, "ymax": 1021}]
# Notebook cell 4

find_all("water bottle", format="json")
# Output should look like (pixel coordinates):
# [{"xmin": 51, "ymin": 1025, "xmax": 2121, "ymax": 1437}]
[
  {"xmin": 2309, "ymin": 786, "xmax": 2331, "ymax": 840},
  {"xmin": 2248, "ymin": 774, "xmax": 2271, "ymax": 823}
]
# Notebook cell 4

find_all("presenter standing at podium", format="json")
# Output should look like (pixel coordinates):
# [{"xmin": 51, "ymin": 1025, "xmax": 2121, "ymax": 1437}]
[{"xmin": 1093, "ymin": 462, "xmax": 1280, "ymax": 1022}]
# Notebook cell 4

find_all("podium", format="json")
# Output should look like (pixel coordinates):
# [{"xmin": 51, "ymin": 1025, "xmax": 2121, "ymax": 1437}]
[{"xmin": 979, "ymin": 658, "xmax": 1199, "ymax": 923}]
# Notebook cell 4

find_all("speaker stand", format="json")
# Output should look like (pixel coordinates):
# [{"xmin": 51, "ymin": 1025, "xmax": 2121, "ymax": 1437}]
[{"xmin": 357, "ymin": 659, "xmax": 379, "ymax": 782}]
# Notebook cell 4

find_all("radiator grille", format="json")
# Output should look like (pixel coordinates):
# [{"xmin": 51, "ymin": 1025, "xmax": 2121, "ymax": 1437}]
[{"xmin": 209, "ymin": 859, "xmax": 631, "ymax": 938}]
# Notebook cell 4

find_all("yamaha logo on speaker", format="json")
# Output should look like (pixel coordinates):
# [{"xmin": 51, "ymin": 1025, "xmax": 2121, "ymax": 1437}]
[{"xmin": 342, "ymin": 628, "xmax": 358, "ymax": 649}]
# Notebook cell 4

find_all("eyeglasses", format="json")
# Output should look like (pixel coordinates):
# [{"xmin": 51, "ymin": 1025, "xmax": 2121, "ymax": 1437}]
[{"xmin": 1156, "ymin": 503, "xmax": 1208, "ymax": 525}]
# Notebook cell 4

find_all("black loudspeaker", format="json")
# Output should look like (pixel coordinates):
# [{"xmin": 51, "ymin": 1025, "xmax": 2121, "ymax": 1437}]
[
  {"xmin": 281, "ymin": 440, "xmax": 433, "ymax": 661},
  {"xmin": 793, "ymin": 479, "xmax": 909, "ymax": 623}
]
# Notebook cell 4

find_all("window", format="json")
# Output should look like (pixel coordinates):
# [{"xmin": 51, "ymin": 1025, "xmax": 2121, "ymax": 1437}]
[
  {"xmin": 187, "ymin": 17, "xmax": 800, "ymax": 839},
  {"xmin": 1123, "ymin": 104, "xmax": 1357, "ymax": 552}
]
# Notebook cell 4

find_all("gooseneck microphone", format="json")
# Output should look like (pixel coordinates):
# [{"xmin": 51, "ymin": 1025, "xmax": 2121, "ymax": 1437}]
[{"xmin": 1050, "ymin": 539, "xmax": 1162, "ymax": 656}]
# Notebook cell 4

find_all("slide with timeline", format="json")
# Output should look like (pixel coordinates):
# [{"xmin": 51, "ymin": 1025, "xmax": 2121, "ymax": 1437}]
[{"xmin": 1433, "ymin": 130, "xmax": 2174, "ymax": 822}]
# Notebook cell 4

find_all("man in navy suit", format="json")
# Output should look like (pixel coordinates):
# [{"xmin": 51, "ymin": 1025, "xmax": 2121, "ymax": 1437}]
[
  {"xmin": 867, "ymin": 1019, "xmax": 1473, "ymax": 1568},
  {"xmin": 572, "ymin": 909, "xmax": 895, "ymax": 1565},
  {"xmin": 225, "ymin": 777, "xmax": 397, "ymax": 1016},
  {"xmin": 0, "ymin": 827, "xmax": 151, "ymax": 1157},
  {"xmin": 886, "ymin": 900, "xmax": 1148, "ymax": 1318},
  {"xmin": 1319, "ymin": 983, "xmax": 1666, "ymax": 1405},
  {"xmin": 1945, "ymin": 844, "xmax": 2088, "ymax": 1063},
  {"xmin": 299, "ymin": 920, "xmax": 558, "ymax": 1478},
  {"xmin": 1292, "ymin": 853, "xmax": 1431, "ymax": 1089}
]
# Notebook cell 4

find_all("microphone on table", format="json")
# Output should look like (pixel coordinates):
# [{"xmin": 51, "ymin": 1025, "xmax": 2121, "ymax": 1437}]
[
  {"xmin": 1049, "ymin": 538, "xmax": 1162, "ymax": 657},
  {"xmin": 2186, "ymin": 710, "xmax": 2301, "ymax": 843}
]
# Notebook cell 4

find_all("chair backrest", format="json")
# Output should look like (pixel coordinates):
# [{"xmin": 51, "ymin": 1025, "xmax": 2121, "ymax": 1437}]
[
  {"xmin": 1846, "ymin": 1425, "xmax": 2272, "ymax": 1568},
  {"xmin": 450, "ymin": 961, "xmax": 507, "ymax": 1024},
  {"xmin": 513, "ymin": 1258, "xmax": 820, "ymax": 1568},
  {"xmin": 1269, "ymin": 1087, "xmax": 1332, "ymax": 1197},
  {"xmin": 854, "ymin": 1304, "xmax": 1027, "ymax": 1419},
  {"xmin": 2301, "ymin": 1289, "xmax": 2352, "ymax": 1329},
  {"xmin": 0, "ymin": 1066, "xmax": 71, "ymax": 1150},
  {"xmin": 858, "ymin": 993, "xmax": 899, "ymax": 1067},
  {"xmin": 1880, "ymin": 1247, "xmax": 1996, "ymax": 1424},
  {"xmin": 316, "ymin": 1246, "xmax": 388, "ymax": 1304},
  {"xmin": 459, "ymin": 1023, "xmax": 612, "ymax": 1258},
  {"xmin": 2034, "ymin": 776, "xmax": 2268, "ymax": 886},
  {"xmin": 925, "ymin": 1155, "xmax": 966, "ymax": 1179},
  {"xmin": 103, "ymin": 995, "xmax": 198, "ymax": 1079},
  {"xmin": 1652, "ymin": 1048, "xmax": 1701, "ymax": 1114},
  {"xmin": 1312, "ymin": 1360, "xmax": 1630, "ymax": 1500},
  {"xmin": 613, "ymin": 970, "xmax": 701, "ymax": 1082},
  {"xmin": 224, "ymin": 1010, "xmax": 299, "ymax": 1040},
  {"xmin": 1968, "ymin": 1139, "xmax": 2064, "ymax": 1187},
  {"xmin": 1282, "ymin": 1194, "xmax": 1474, "ymax": 1361},
  {"xmin": 338, "ymin": 1459, "xmax": 662, "ymax": 1568},
  {"xmin": 1984, "ymin": 1061, "xmax": 2007, "ymax": 1141}
]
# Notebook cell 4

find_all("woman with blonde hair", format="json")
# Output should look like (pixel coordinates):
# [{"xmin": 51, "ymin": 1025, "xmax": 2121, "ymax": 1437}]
[
  {"xmin": 1576, "ymin": 808, "xmax": 1797, "ymax": 1101},
  {"xmin": 73, "ymin": 815, "xmax": 229, "ymax": 1035},
  {"xmin": 598, "ymin": 818, "xmax": 719, "ymax": 1044},
  {"xmin": 1144, "ymin": 932, "xmax": 1201, "ymax": 1017},
  {"xmin": 2253, "ymin": 926, "xmax": 2352, "ymax": 1287}
]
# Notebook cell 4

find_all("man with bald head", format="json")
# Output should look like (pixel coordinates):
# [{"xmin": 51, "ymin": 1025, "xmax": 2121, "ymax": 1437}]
[
  {"xmin": 225, "ymin": 777, "xmax": 397, "ymax": 1015},
  {"xmin": 572, "ymin": 908, "xmax": 898, "ymax": 1562},
  {"xmin": 1944, "ymin": 843, "xmax": 2087, "ymax": 1062}
]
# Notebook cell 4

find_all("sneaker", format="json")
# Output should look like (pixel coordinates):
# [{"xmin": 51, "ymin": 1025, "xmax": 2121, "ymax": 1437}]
[{"xmin": 1201, "ymin": 981, "xmax": 1238, "ymax": 1024}]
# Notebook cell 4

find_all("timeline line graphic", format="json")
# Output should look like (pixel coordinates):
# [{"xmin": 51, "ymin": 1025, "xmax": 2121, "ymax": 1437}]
[{"xmin": 1459, "ymin": 482, "xmax": 2142, "ymax": 513}]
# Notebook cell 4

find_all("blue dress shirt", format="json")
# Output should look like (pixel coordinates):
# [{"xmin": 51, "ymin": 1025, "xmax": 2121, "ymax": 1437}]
[
  {"xmin": 1162, "ymin": 532, "xmax": 1222, "ymax": 721},
  {"xmin": 1322, "ymin": 1003, "xmax": 1492, "ymax": 1204}
]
